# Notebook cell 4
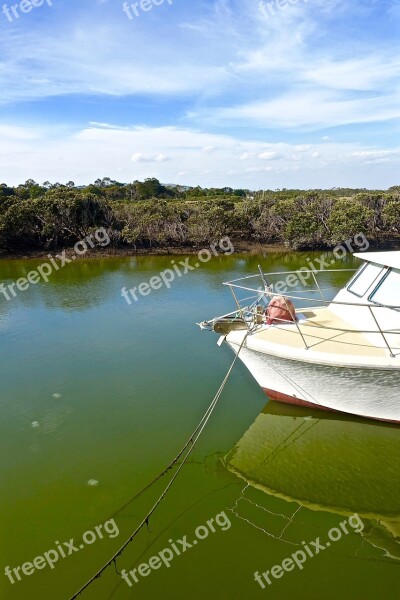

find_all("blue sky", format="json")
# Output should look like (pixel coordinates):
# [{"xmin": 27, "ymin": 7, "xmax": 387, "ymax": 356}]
[{"xmin": 0, "ymin": 0, "xmax": 399, "ymax": 188}]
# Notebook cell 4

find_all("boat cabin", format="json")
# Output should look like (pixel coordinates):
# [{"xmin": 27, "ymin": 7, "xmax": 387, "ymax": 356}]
[{"xmin": 330, "ymin": 252, "xmax": 400, "ymax": 347}]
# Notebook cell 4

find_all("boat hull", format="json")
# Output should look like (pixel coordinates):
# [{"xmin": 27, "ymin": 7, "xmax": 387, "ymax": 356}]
[{"xmin": 226, "ymin": 342, "xmax": 400, "ymax": 423}]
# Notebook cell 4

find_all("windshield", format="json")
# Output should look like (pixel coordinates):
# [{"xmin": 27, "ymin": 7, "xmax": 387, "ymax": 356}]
[
  {"xmin": 348, "ymin": 262, "xmax": 385, "ymax": 298},
  {"xmin": 370, "ymin": 268, "xmax": 400, "ymax": 306}
]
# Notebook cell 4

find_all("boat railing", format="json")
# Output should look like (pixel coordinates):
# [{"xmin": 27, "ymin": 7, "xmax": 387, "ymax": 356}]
[{"xmin": 220, "ymin": 269, "xmax": 400, "ymax": 357}]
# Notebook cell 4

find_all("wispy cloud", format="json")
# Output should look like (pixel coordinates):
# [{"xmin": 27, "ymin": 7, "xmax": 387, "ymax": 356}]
[
  {"xmin": 131, "ymin": 152, "xmax": 169, "ymax": 163},
  {"xmin": 1, "ymin": 123, "xmax": 399, "ymax": 188},
  {"xmin": 0, "ymin": 0, "xmax": 398, "ymax": 186}
]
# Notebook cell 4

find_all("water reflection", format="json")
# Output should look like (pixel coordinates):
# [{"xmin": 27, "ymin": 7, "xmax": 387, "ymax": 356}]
[
  {"xmin": 0, "ymin": 251, "xmax": 360, "ymax": 316},
  {"xmin": 225, "ymin": 401, "xmax": 400, "ymax": 560}
]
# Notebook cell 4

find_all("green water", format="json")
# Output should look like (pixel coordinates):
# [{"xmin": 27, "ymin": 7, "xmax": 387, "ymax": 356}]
[{"xmin": 0, "ymin": 252, "xmax": 399, "ymax": 600}]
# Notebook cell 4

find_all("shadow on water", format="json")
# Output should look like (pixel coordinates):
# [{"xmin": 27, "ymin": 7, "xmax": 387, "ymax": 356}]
[{"xmin": 225, "ymin": 401, "xmax": 400, "ymax": 561}]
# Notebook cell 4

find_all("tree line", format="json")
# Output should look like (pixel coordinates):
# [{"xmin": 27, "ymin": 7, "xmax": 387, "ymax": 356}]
[{"xmin": 0, "ymin": 179, "xmax": 399, "ymax": 252}]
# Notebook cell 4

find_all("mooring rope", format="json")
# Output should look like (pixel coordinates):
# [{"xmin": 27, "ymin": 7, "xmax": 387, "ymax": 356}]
[{"xmin": 68, "ymin": 332, "xmax": 248, "ymax": 600}]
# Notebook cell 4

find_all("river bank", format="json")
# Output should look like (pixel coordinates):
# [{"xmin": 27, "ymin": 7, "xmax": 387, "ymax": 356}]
[
  {"xmin": 1, "ymin": 239, "xmax": 399, "ymax": 261},
  {"xmin": 0, "ymin": 241, "xmax": 291, "ymax": 260}
]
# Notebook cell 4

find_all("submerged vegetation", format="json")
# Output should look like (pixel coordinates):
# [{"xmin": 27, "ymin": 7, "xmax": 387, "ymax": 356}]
[{"xmin": 1, "ymin": 178, "xmax": 400, "ymax": 253}]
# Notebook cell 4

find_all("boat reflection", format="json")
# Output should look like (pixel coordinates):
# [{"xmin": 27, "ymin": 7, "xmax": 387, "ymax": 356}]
[{"xmin": 225, "ymin": 401, "xmax": 400, "ymax": 560}]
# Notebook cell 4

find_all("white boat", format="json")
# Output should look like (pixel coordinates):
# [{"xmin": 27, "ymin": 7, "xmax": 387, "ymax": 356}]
[{"xmin": 200, "ymin": 251, "xmax": 400, "ymax": 424}]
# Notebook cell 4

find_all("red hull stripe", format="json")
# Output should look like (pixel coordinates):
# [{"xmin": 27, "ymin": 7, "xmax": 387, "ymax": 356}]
[
  {"xmin": 262, "ymin": 388, "xmax": 333, "ymax": 411},
  {"xmin": 262, "ymin": 387, "xmax": 400, "ymax": 424}
]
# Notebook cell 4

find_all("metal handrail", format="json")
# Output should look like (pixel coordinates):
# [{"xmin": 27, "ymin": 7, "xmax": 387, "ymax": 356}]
[
  {"xmin": 233, "ymin": 304, "xmax": 400, "ymax": 337},
  {"xmin": 281, "ymin": 294, "xmax": 309, "ymax": 350},
  {"xmin": 204, "ymin": 304, "xmax": 400, "ymax": 338},
  {"xmin": 311, "ymin": 271, "xmax": 325, "ymax": 301},
  {"xmin": 221, "ymin": 268, "xmax": 400, "ymax": 357},
  {"xmin": 224, "ymin": 282, "xmax": 400, "ymax": 310},
  {"xmin": 224, "ymin": 269, "xmax": 357, "ymax": 284},
  {"xmin": 368, "ymin": 305, "xmax": 396, "ymax": 358}
]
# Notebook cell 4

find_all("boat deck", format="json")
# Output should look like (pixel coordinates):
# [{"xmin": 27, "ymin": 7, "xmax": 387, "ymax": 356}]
[{"xmin": 238, "ymin": 307, "xmax": 400, "ymax": 368}]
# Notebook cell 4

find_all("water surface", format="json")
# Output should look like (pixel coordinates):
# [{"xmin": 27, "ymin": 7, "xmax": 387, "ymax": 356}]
[{"xmin": 0, "ymin": 252, "xmax": 399, "ymax": 600}]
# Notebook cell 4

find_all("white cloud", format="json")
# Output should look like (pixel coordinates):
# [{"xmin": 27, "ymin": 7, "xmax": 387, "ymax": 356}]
[
  {"xmin": 0, "ymin": 17, "xmax": 231, "ymax": 104},
  {"xmin": 201, "ymin": 146, "xmax": 215, "ymax": 153},
  {"xmin": 245, "ymin": 166, "xmax": 273, "ymax": 173},
  {"xmin": 258, "ymin": 151, "xmax": 279, "ymax": 160},
  {"xmin": 202, "ymin": 88, "xmax": 400, "ymax": 130},
  {"xmin": 0, "ymin": 124, "xmax": 39, "ymax": 140},
  {"xmin": 131, "ymin": 153, "xmax": 169, "ymax": 163},
  {"xmin": 0, "ymin": 0, "xmax": 397, "ymax": 138},
  {"xmin": 0, "ymin": 0, "xmax": 398, "ymax": 189},
  {"xmin": 0, "ymin": 123, "xmax": 399, "ymax": 189}
]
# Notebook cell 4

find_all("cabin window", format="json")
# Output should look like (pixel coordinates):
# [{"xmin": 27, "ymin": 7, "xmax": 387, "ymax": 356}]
[
  {"xmin": 369, "ymin": 268, "xmax": 400, "ymax": 306},
  {"xmin": 348, "ymin": 262, "xmax": 385, "ymax": 297}
]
